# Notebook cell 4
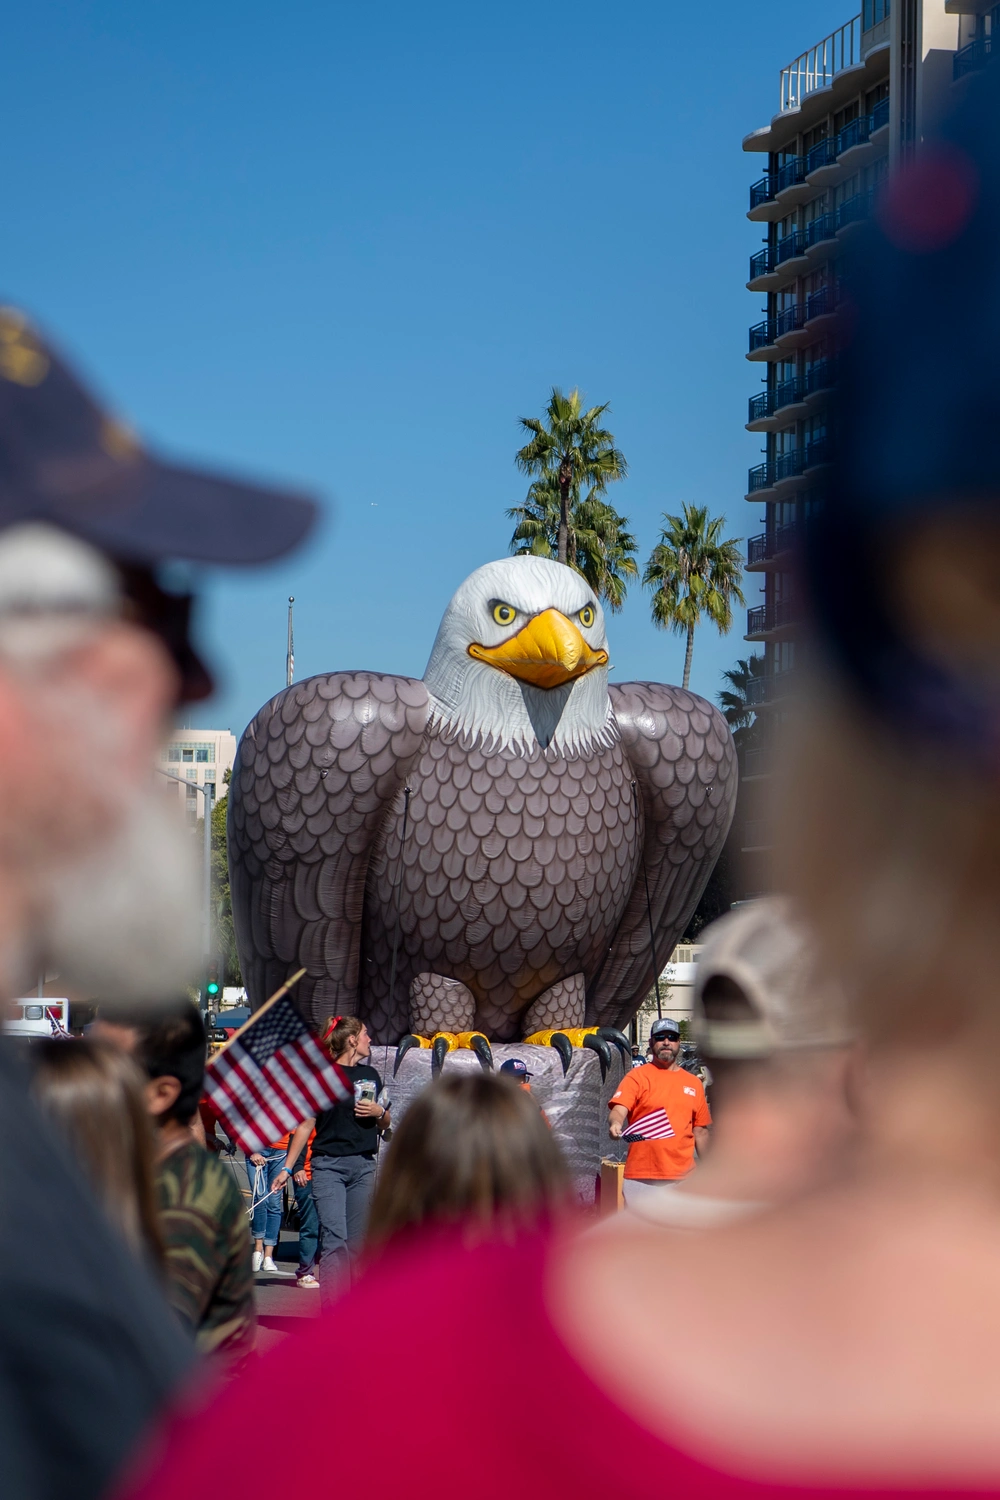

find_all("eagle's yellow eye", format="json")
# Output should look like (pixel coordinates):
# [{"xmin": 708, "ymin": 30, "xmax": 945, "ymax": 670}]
[
  {"xmin": 493, "ymin": 602, "xmax": 516, "ymax": 626},
  {"xmin": 578, "ymin": 604, "xmax": 595, "ymax": 628}
]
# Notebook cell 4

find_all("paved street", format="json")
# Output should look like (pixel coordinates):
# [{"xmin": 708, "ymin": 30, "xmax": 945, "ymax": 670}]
[
  {"xmin": 252, "ymin": 1233, "xmax": 321, "ymax": 1353},
  {"xmin": 225, "ymin": 1151, "xmax": 321, "ymax": 1353}
]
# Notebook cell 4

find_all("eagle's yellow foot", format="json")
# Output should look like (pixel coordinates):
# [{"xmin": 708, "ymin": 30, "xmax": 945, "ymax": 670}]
[
  {"xmin": 393, "ymin": 1030, "xmax": 493, "ymax": 1076},
  {"xmin": 523, "ymin": 1026, "xmax": 630, "ymax": 1081}
]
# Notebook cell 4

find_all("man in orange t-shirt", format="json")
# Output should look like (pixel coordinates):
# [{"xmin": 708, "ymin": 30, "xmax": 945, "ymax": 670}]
[{"xmin": 608, "ymin": 1017, "xmax": 711, "ymax": 1207}]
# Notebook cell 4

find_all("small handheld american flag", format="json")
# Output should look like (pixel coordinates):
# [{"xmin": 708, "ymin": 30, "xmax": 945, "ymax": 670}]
[
  {"xmin": 204, "ymin": 970, "xmax": 351, "ymax": 1153},
  {"xmin": 622, "ymin": 1107, "xmax": 675, "ymax": 1143}
]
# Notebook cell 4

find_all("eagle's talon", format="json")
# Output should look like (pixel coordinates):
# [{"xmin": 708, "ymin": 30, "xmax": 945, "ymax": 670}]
[
  {"xmin": 431, "ymin": 1033, "xmax": 453, "ymax": 1076},
  {"xmin": 597, "ymin": 1026, "xmax": 632, "ymax": 1069},
  {"xmin": 548, "ymin": 1031, "xmax": 573, "ymax": 1075},
  {"xmin": 393, "ymin": 1033, "xmax": 426, "ymax": 1075},
  {"xmin": 582, "ymin": 1033, "xmax": 612, "ymax": 1080},
  {"xmin": 468, "ymin": 1033, "xmax": 494, "ymax": 1072}
]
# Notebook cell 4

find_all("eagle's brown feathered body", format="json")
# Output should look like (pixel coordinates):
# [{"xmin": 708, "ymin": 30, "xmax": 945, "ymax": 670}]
[{"xmin": 228, "ymin": 670, "xmax": 736, "ymax": 1041}]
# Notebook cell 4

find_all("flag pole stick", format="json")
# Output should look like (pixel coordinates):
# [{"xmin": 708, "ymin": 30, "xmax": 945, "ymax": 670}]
[
  {"xmin": 631, "ymin": 782, "xmax": 662, "ymax": 1020},
  {"xmin": 211, "ymin": 968, "xmax": 307, "ymax": 1057}
]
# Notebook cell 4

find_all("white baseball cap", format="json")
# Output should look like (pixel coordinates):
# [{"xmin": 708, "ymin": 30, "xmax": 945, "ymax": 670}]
[{"xmin": 692, "ymin": 898, "xmax": 853, "ymax": 1060}]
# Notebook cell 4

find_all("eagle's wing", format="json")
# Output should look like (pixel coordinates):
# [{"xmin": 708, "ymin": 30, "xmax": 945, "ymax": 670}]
[
  {"xmin": 227, "ymin": 672, "xmax": 429, "ymax": 1029},
  {"xmin": 587, "ymin": 682, "xmax": 737, "ymax": 1030}
]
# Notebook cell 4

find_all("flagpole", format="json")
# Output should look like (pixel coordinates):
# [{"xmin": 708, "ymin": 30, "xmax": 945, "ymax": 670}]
[
  {"xmin": 631, "ymin": 781, "xmax": 662, "ymax": 1020},
  {"xmin": 286, "ymin": 596, "xmax": 295, "ymax": 688},
  {"xmin": 212, "ymin": 968, "xmax": 307, "ymax": 1057}
]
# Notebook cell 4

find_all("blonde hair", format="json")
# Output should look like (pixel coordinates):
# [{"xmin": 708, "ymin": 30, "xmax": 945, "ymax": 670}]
[
  {"xmin": 32, "ymin": 1039, "xmax": 164, "ymax": 1264},
  {"xmin": 366, "ymin": 1072, "xmax": 569, "ymax": 1254}
]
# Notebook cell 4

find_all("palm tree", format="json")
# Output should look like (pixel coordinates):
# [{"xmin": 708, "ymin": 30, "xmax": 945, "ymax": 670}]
[
  {"xmin": 507, "ymin": 478, "xmax": 638, "ymax": 613},
  {"xmin": 718, "ymin": 654, "xmax": 766, "ymax": 733},
  {"xmin": 515, "ymin": 388, "xmax": 627, "ymax": 566},
  {"xmin": 643, "ymin": 504, "xmax": 745, "ymax": 690}
]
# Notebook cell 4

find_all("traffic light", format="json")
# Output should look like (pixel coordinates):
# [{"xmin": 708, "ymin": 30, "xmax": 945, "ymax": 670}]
[{"xmin": 205, "ymin": 958, "xmax": 221, "ymax": 1002}]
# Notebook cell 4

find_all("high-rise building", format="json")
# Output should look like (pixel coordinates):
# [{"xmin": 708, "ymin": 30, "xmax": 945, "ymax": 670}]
[
  {"xmin": 738, "ymin": 1, "xmax": 992, "ymax": 893},
  {"xmin": 159, "ymin": 728, "xmax": 237, "ymax": 820}
]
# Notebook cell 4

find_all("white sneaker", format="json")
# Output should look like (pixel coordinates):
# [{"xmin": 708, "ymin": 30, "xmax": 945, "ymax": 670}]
[
  {"xmin": 252, "ymin": 1251, "xmax": 263, "ymax": 1273},
  {"xmin": 262, "ymin": 1255, "xmax": 292, "ymax": 1275},
  {"xmin": 296, "ymin": 1273, "xmax": 320, "ymax": 1289}
]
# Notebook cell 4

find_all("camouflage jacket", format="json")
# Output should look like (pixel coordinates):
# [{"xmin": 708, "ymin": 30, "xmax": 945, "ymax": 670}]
[{"xmin": 156, "ymin": 1138, "xmax": 256, "ymax": 1366}]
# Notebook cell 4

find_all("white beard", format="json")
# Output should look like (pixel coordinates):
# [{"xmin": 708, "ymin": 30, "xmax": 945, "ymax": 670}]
[{"xmin": 28, "ymin": 789, "xmax": 202, "ymax": 1002}]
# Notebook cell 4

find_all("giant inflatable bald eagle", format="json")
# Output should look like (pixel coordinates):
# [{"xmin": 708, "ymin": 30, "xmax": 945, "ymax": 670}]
[{"xmin": 228, "ymin": 557, "xmax": 737, "ymax": 1077}]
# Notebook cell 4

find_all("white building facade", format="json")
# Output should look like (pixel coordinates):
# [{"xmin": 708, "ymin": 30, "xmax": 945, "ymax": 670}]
[{"xmin": 159, "ymin": 728, "xmax": 237, "ymax": 820}]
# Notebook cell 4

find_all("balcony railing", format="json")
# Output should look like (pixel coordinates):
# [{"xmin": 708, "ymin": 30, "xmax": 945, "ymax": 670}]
[
  {"xmin": 780, "ymin": 15, "xmax": 862, "ymax": 113},
  {"xmin": 750, "ymin": 226, "xmax": 808, "ymax": 280},
  {"xmin": 806, "ymin": 282, "xmax": 838, "ymax": 320},
  {"xmin": 745, "ymin": 670, "xmax": 798, "ymax": 707},
  {"xmin": 748, "ymin": 301, "xmax": 805, "ymax": 352},
  {"xmin": 747, "ymin": 286, "xmax": 840, "ymax": 355},
  {"xmin": 748, "ymin": 437, "xmax": 829, "ymax": 493},
  {"xmin": 747, "ymin": 523, "xmax": 799, "ymax": 565},
  {"xmin": 837, "ymin": 186, "xmax": 873, "ymax": 229},
  {"xmin": 805, "ymin": 356, "xmax": 835, "ymax": 394},
  {"xmin": 954, "ymin": 34, "xmax": 994, "ymax": 79},
  {"xmin": 751, "ymin": 96, "xmax": 890, "ymax": 211},
  {"xmin": 747, "ymin": 599, "xmax": 800, "ymax": 635},
  {"xmin": 748, "ymin": 361, "xmax": 832, "ymax": 423},
  {"xmin": 749, "ymin": 378, "xmax": 799, "ymax": 423},
  {"xmin": 806, "ymin": 211, "xmax": 836, "ymax": 248},
  {"xmin": 750, "ymin": 155, "xmax": 808, "ymax": 210}
]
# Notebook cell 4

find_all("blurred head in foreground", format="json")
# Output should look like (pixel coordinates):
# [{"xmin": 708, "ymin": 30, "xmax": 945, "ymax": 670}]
[
  {"xmin": 790, "ymin": 76, "xmax": 1000, "ymax": 1066},
  {"xmin": 0, "ymin": 306, "xmax": 315, "ymax": 1002},
  {"xmin": 31, "ymin": 1037, "xmax": 163, "ymax": 1263},
  {"xmin": 687, "ymin": 899, "xmax": 855, "ymax": 1211},
  {"xmin": 366, "ymin": 1071, "xmax": 568, "ymax": 1255},
  {"xmin": 91, "ymin": 998, "xmax": 207, "ymax": 1135}
]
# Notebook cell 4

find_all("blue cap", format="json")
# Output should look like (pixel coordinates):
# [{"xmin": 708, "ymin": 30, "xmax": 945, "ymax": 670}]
[
  {"xmin": 499, "ymin": 1058, "xmax": 532, "ymax": 1079},
  {"xmin": 0, "ymin": 304, "xmax": 317, "ymax": 566},
  {"xmin": 807, "ymin": 72, "xmax": 1000, "ymax": 757}
]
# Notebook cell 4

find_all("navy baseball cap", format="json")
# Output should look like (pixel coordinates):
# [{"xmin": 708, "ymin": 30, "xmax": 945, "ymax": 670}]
[
  {"xmin": 807, "ymin": 72, "xmax": 1000, "ymax": 756},
  {"xmin": 650, "ymin": 1018, "xmax": 681, "ymax": 1041},
  {"xmin": 0, "ymin": 304, "xmax": 317, "ymax": 567},
  {"xmin": 499, "ymin": 1058, "xmax": 532, "ymax": 1080}
]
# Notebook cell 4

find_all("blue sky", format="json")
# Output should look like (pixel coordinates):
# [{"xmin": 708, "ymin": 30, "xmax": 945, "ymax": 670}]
[{"xmin": 4, "ymin": 1, "xmax": 850, "ymax": 737}]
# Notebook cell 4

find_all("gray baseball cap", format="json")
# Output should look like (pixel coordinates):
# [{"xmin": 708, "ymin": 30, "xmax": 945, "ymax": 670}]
[{"xmin": 692, "ymin": 898, "xmax": 853, "ymax": 1060}]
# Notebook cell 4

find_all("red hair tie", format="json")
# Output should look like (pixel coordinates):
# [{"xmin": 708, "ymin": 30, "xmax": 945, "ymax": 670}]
[{"xmin": 321, "ymin": 1015, "xmax": 343, "ymax": 1043}]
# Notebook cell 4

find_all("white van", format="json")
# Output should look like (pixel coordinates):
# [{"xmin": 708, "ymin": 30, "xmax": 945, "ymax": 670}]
[{"xmin": 4, "ymin": 998, "xmax": 71, "ymax": 1039}]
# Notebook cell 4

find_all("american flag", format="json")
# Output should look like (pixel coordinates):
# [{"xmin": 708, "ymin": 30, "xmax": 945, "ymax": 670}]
[
  {"xmin": 622, "ymin": 1107, "xmax": 675, "ymax": 1143},
  {"xmin": 204, "ymin": 989, "xmax": 350, "ymax": 1153}
]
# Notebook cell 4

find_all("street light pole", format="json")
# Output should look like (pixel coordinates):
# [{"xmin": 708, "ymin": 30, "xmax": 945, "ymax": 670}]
[{"xmin": 158, "ymin": 769, "xmax": 214, "ymax": 992}]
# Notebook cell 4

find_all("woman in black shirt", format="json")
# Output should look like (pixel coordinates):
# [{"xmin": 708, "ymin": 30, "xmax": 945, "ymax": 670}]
[{"xmin": 278, "ymin": 1016, "xmax": 391, "ymax": 1305}]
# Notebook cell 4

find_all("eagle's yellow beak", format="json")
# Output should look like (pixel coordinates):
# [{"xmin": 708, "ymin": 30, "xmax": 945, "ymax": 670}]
[{"xmin": 468, "ymin": 608, "xmax": 608, "ymax": 690}]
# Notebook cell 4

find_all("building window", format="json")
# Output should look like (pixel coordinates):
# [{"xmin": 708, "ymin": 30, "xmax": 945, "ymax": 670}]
[
  {"xmin": 186, "ymin": 768, "xmax": 197, "ymax": 779},
  {"xmin": 182, "ymin": 748, "xmax": 193, "ymax": 762},
  {"xmin": 167, "ymin": 746, "xmax": 181, "ymax": 762},
  {"xmin": 862, "ymin": 0, "xmax": 889, "ymax": 31},
  {"xmin": 195, "ymin": 746, "xmax": 214, "ymax": 763},
  {"xmin": 204, "ymin": 769, "xmax": 216, "ymax": 782}
]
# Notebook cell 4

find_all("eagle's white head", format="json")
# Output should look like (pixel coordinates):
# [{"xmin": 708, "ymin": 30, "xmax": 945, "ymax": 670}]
[{"xmin": 422, "ymin": 556, "xmax": 617, "ymax": 755}]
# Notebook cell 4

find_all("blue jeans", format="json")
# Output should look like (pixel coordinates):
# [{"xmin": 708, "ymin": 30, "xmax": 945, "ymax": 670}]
[
  {"xmin": 245, "ymin": 1147, "xmax": 286, "ymax": 1247},
  {"xmin": 289, "ymin": 1162, "xmax": 319, "ymax": 1275}
]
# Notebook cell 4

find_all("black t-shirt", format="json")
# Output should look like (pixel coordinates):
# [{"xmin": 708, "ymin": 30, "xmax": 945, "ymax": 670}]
[
  {"xmin": 312, "ymin": 1063, "xmax": 383, "ymax": 1160},
  {"xmin": 0, "ymin": 1040, "xmax": 193, "ymax": 1500}
]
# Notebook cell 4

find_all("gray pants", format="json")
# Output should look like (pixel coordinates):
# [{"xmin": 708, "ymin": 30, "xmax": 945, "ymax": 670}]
[{"xmin": 310, "ymin": 1154, "xmax": 376, "ymax": 1306}]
